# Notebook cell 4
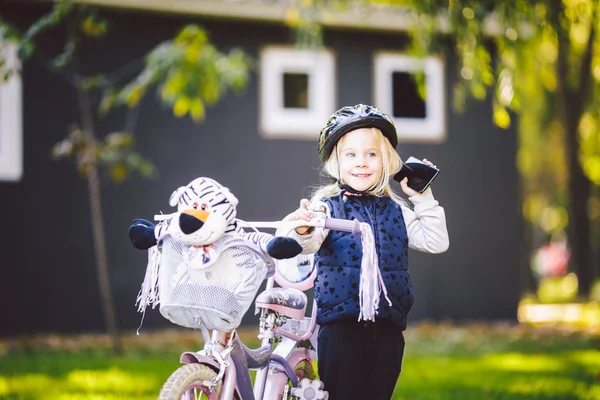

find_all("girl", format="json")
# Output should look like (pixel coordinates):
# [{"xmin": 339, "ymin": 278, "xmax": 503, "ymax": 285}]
[{"xmin": 278, "ymin": 104, "xmax": 449, "ymax": 399}]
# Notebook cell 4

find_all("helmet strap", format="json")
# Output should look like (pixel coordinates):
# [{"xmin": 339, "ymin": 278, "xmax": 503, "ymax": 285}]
[
  {"xmin": 338, "ymin": 182, "xmax": 368, "ymax": 197},
  {"xmin": 335, "ymin": 143, "xmax": 342, "ymax": 183}
]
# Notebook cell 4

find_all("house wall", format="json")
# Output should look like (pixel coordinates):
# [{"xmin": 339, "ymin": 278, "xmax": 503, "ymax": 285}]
[{"xmin": 0, "ymin": 4, "xmax": 521, "ymax": 335}]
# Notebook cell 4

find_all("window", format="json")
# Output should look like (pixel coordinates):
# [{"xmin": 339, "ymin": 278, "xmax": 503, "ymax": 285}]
[
  {"xmin": 282, "ymin": 72, "xmax": 309, "ymax": 109},
  {"xmin": 374, "ymin": 52, "xmax": 445, "ymax": 142},
  {"xmin": 0, "ymin": 37, "xmax": 22, "ymax": 181},
  {"xmin": 259, "ymin": 46, "xmax": 335, "ymax": 138}
]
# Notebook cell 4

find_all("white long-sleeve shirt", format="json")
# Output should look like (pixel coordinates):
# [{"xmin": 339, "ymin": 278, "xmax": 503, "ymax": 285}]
[{"xmin": 277, "ymin": 189, "xmax": 449, "ymax": 255}]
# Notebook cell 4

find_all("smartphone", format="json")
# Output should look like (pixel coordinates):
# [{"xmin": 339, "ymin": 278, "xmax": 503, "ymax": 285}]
[{"xmin": 393, "ymin": 156, "xmax": 440, "ymax": 193}]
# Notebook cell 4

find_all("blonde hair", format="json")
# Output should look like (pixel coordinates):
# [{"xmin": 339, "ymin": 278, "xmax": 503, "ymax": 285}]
[{"xmin": 311, "ymin": 128, "xmax": 405, "ymax": 205}]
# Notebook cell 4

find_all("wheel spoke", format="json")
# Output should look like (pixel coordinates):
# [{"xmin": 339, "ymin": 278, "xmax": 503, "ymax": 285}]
[{"xmin": 182, "ymin": 387, "xmax": 208, "ymax": 400}]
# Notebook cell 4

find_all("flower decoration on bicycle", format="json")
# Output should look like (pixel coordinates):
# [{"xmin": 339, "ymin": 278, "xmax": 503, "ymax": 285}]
[{"xmin": 128, "ymin": 177, "xmax": 302, "ymax": 332}]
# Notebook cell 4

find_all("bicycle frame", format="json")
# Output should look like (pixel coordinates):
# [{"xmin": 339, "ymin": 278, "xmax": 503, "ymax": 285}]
[{"xmin": 178, "ymin": 275, "xmax": 320, "ymax": 400}]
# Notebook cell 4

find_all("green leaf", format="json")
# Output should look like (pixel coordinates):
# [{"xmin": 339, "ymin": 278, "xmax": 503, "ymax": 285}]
[
  {"xmin": 114, "ymin": 24, "xmax": 251, "ymax": 124},
  {"xmin": 189, "ymin": 98, "xmax": 205, "ymax": 122},
  {"xmin": 105, "ymin": 132, "xmax": 134, "ymax": 149},
  {"xmin": 138, "ymin": 160, "xmax": 157, "ymax": 178},
  {"xmin": 493, "ymin": 104, "xmax": 511, "ymax": 129},
  {"xmin": 81, "ymin": 15, "xmax": 108, "ymax": 38},
  {"xmin": 109, "ymin": 163, "xmax": 128, "ymax": 182},
  {"xmin": 173, "ymin": 97, "xmax": 189, "ymax": 117},
  {"xmin": 99, "ymin": 89, "xmax": 117, "ymax": 115},
  {"xmin": 126, "ymin": 86, "xmax": 144, "ymax": 107}
]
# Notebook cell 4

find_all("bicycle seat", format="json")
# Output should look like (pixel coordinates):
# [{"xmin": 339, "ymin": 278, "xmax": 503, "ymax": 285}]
[{"xmin": 255, "ymin": 287, "xmax": 307, "ymax": 320}]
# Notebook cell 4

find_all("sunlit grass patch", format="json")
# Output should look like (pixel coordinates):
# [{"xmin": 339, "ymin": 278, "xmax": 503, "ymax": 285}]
[
  {"xmin": 0, "ymin": 369, "xmax": 160, "ymax": 400},
  {"xmin": 395, "ymin": 323, "xmax": 600, "ymax": 400},
  {"xmin": 54, "ymin": 396, "xmax": 155, "ymax": 400},
  {"xmin": 484, "ymin": 352, "xmax": 566, "ymax": 372},
  {"xmin": 569, "ymin": 349, "xmax": 600, "ymax": 369},
  {"xmin": 66, "ymin": 368, "xmax": 159, "ymax": 393},
  {"xmin": 0, "ymin": 351, "xmax": 174, "ymax": 400},
  {"xmin": 505, "ymin": 379, "xmax": 595, "ymax": 399},
  {"xmin": 397, "ymin": 353, "xmax": 599, "ymax": 400},
  {"xmin": 0, "ymin": 373, "xmax": 56, "ymax": 397},
  {"xmin": 1, "ymin": 324, "xmax": 598, "ymax": 400}
]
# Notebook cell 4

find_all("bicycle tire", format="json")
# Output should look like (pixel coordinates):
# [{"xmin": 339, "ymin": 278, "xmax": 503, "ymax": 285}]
[{"xmin": 158, "ymin": 363, "xmax": 222, "ymax": 400}]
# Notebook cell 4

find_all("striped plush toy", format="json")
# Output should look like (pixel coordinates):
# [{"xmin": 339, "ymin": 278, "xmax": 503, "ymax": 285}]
[{"xmin": 128, "ymin": 176, "xmax": 301, "ymax": 263}]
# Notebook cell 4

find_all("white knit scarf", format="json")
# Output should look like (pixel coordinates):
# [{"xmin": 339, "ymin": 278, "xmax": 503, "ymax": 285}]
[{"xmin": 357, "ymin": 222, "xmax": 392, "ymax": 322}]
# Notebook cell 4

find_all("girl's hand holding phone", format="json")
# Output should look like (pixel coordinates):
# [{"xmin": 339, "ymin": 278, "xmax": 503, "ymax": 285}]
[{"xmin": 399, "ymin": 158, "xmax": 437, "ymax": 197}]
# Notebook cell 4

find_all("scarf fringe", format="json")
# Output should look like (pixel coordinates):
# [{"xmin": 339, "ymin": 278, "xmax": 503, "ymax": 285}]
[
  {"xmin": 135, "ymin": 246, "xmax": 161, "ymax": 334},
  {"xmin": 358, "ymin": 222, "xmax": 392, "ymax": 322}
]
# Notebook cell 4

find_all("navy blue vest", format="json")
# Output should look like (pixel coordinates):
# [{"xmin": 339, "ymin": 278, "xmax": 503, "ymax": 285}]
[{"xmin": 314, "ymin": 195, "xmax": 414, "ymax": 330}]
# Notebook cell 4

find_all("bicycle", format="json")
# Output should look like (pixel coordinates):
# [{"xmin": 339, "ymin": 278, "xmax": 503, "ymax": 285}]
[{"xmin": 136, "ymin": 207, "xmax": 365, "ymax": 399}]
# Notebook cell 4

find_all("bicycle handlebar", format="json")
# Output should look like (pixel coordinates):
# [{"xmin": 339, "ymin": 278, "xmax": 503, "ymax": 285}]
[
  {"xmin": 156, "ymin": 212, "xmax": 363, "ymax": 235},
  {"xmin": 270, "ymin": 214, "xmax": 362, "ymax": 236},
  {"xmin": 322, "ymin": 217, "xmax": 360, "ymax": 234}
]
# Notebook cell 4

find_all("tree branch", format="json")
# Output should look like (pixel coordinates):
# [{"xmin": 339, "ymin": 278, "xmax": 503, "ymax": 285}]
[
  {"xmin": 124, "ymin": 98, "xmax": 143, "ymax": 134},
  {"xmin": 552, "ymin": 0, "xmax": 573, "ymax": 119},
  {"xmin": 574, "ymin": 3, "xmax": 597, "ymax": 118}
]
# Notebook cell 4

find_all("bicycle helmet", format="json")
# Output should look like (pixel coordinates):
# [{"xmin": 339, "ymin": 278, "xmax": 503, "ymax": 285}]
[{"xmin": 318, "ymin": 104, "xmax": 398, "ymax": 162}]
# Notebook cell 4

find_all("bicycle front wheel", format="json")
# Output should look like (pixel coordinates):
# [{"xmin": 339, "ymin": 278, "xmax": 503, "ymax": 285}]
[{"xmin": 158, "ymin": 363, "xmax": 222, "ymax": 400}]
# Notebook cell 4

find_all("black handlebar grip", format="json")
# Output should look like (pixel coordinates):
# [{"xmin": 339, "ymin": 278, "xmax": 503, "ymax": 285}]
[{"xmin": 323, "ymin": 218, "xmax": 361, "ymax": 234}]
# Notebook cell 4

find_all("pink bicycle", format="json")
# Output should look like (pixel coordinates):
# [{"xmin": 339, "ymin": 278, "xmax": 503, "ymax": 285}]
[{"xmin": 143, "ymin": 214, "xmax": 363, "ymax": 400}]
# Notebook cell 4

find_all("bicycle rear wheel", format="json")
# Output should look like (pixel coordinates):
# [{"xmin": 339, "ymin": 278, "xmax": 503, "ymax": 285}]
[{"xmin": 158, "ymin": 363, "xmax": 222, "ymax": 400}]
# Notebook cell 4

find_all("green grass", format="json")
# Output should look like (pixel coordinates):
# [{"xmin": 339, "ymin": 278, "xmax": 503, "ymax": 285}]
[{"xmin": 0, "ymin": 323, "xmax": 598, "ymax": 399}]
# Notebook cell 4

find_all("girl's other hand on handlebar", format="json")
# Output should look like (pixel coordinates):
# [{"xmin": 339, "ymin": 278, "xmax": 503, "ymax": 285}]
[{"xmin": 284, "ymin": 199, "xmax": 314, "ymax": 235}]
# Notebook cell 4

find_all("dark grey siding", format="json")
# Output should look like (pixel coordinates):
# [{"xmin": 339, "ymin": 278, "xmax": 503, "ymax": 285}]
[{"xmin": 0, "ymin": 4, "xmax": 520, "ymax": 335}]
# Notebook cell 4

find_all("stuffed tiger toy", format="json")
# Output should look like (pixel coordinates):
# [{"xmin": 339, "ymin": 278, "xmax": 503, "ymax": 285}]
[{"xmin": 128, "ymin": 176, "xmax": 301, "ymax": 261}]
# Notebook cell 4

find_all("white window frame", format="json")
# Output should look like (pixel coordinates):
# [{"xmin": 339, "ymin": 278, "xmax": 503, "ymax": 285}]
[
  {"xmin": 259, "ymin": 46, "xmax": 335, "ymax": 139},
  {"xmin": 374, "ymin": 52, "xmax": 446, "ymax": 142},
  {"xmin": 0, "ymin": 37, "xmax": 23, "ymax": 181}
]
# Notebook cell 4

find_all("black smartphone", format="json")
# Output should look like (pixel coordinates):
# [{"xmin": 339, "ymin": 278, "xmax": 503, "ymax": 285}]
[{"xmin": 393, "ymin": 156, "xmax": 440, "ymax": 193}]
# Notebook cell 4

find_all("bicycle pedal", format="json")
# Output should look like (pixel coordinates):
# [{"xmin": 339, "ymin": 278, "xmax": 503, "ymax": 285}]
[{"xmin": 290, "ymin": 378, "xmax": 328, "ymax": 400}]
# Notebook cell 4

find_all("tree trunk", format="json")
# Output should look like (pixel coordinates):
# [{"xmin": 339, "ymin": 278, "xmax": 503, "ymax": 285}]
[
  {"xmin": 562, "ymin": 107, "xmax": 593, "ymax": 297},
  {"xmin": 553, "ymin": 4, "xmax": 596, "ymax": 296},
  {"xmin": 77, "ymin": 86, "xmax": 122, "ymax": 353},
  {"xmin": 519, "ymin": 211, "xmax": 537, "ymax": 294}
]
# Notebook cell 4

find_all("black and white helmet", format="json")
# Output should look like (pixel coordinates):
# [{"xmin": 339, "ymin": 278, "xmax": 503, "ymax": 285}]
[{"xmin": 318, "ymin": 104, "xmax": 398, "ymax": 162}]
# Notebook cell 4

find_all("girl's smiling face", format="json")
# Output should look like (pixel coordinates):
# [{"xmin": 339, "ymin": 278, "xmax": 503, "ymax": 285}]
[{"xmin": 337, "ymin": 128, "xmax": 383, "ymax": 192}]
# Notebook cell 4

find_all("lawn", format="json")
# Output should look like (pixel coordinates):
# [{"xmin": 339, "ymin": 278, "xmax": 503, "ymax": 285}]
[{"xmin": 0, "ymin": 322, "xmax": 598, "ymax": 399}]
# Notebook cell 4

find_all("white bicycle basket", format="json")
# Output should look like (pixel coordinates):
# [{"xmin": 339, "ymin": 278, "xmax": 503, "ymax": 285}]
[{"xmin": 148, "ymin": 234, "xmax": 272, "ymax": 331}]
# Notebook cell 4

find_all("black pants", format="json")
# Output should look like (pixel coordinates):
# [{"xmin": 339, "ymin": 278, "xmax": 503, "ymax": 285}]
[{"xmin": 317, "ymin": 319, "xmax": 405, "ymax": 400}]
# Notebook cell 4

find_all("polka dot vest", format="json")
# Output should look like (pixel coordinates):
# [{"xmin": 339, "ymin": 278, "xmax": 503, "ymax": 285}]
[{"xmin": 314, "ymin": 195, "xmax": 415, "ymax": 330}]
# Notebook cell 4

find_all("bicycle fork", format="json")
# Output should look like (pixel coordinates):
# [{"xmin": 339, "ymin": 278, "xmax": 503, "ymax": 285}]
[
  {"xmin": 256, "ymin": 313, "xmax": 327, "ymax": 400},
  {"xmin": 180, "ymin": 331, "xmax": 240, "ymax": 399}
]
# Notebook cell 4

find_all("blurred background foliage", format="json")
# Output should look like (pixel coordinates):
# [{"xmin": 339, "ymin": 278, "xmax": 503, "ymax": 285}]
[
  {"xmin": 0, "ymin": 0, "xmax": 252, "ymax": 183},
  {"xmin": 0, "ymin": 0, "xmax": 252, "ymax": 353},
  {"xmin": 286, "ymin": 0, "xmax": 600, "ymax": 301},
  {"xmin": 1, "ymin": 0, "xmax": 599, "ymax": 325}
]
